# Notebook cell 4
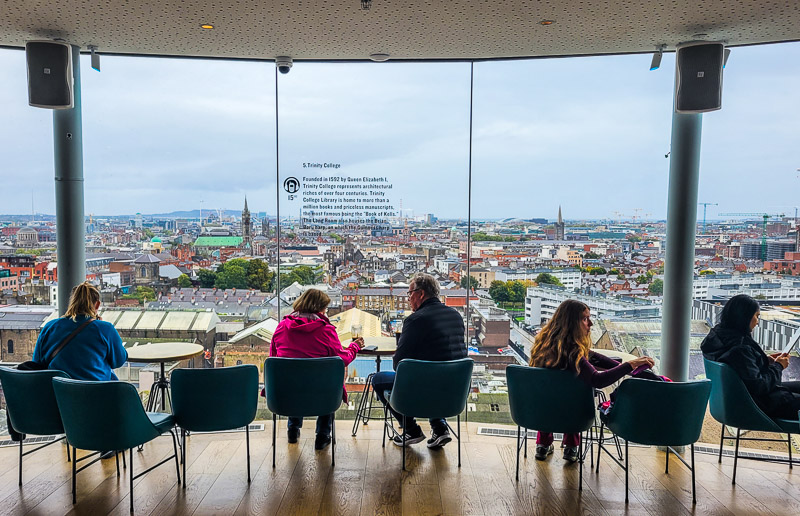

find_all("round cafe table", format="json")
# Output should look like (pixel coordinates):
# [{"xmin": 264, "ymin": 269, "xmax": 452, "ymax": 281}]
[
  {"xmin": 126, "ymin": 342, "xmax": 205, "ymax": 413},
  {"xmin": 350, "ymin": 337, "xmax": 396, "ymax": 437}
]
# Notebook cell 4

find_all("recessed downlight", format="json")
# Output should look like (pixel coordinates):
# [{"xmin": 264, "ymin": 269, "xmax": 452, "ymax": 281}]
[
  {"xmin": 201, "ymin": 24, "xmax": 214, "ymax": 29},
  {"xmin": 369, "ymin": 53, "xmax": 390, "ymax": 62},
  {"xmin": 539, "ymin": 20, "xmax": 555, "ymax": 26}
]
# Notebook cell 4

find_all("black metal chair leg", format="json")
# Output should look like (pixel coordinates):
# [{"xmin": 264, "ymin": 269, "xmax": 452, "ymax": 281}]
[
  {"xmin": 596, "ymin": 422, "xmax": 603, "ymax": 473},
  {"xmin": 402, "ymin": 415, "xmax": 406, "ymax": 471},
  {"xmin": 789, "ymin": 433, "xmax": 793, "ymax": 470},
  {"xmin": 19, "ymin": 439, "xmax": 22, "ymax": 486},
  {"xmin": 382, "ymin": 405, "xmax": 388, "ymax": 448},
  {"xmin": 182, "ymin": 429, "xmax": 186, "ymax": 487},
  {"xmin": 116, "ymin": 452, "xmax": 120, "ymax": 477},
  {"xmin": 72, "ymin": 445, "xmax": 77, "ymax": 504},
  {"xmin": 66, "ymin": 441, "xmax": 71, "ymax": 462},
  {"xmin": 516, "ymin": 425, "xmax": 521, "ymax": 481},
  {"xmin": 246, "ymin": 424, "xmax": 251, "ymax": 481},
  {"xmin": 718, "ymin": 422, "xmax": 725, "ymax": 463},
  {"xmin": 171, "ymin": 430, "xmax": 181, "ymax": 485},
  {"xmin": 524, "ymin": 427, "xmax": 528, "ymax": 458},
  {"xmin": 624, "ymin": 440, "xmax": 629, "ymax": 504},
  {"xmin": 691, "ymin": 444, "xmax": 697, "ymax": 504},
  {"xmin": 732, "ymin": 428, "xmax": 740, "ymax": 485},
  {"xmin": 122, "ymin": 447, "xmax": 126, "ymax": 468},
  {"xmin": 331, "ymin": 412, "xmax": 336, "ymax": 468},
  {"xmin": 129, "ymin": 448, "xmax": 134, "ymax": 513},
  {"xmin": 665, "ymin": 445, "xmax": 670, "ymax": 474},
  {"xmin": 272, "ymin": 414, "xmax": 277, "ymax": 468},
  {"xmin": 579, "ymin": 432, "xmax": 583, "ymax": 492},
  {"xmin": 457, "ymin": 414, "xmax": 461, "ymax": 468}
]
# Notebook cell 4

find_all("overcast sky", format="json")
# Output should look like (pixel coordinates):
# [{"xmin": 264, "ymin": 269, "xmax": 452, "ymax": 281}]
[{"xmin": 0, "ymin": 41, "xmax": 797, "ymax": 221}]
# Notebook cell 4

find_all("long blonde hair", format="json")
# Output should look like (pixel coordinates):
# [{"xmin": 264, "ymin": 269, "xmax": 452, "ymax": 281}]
[
  {"xmin": 529, "ymin": 300, "xmax": 592, "ymax": 372},
  {"xmin": 64, "ymin": 281, "xmax": 100, "ymax": 321}
]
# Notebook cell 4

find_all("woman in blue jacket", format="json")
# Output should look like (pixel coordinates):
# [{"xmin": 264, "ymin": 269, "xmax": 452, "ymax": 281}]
[{"xmin": 33, "ymin": 281, "xmax": 127, "ymax": 380}]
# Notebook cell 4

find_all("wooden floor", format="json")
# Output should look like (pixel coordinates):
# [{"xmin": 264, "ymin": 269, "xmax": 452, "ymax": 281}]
[{"xmin": 2, "ymin": 421, "xmax": 800, "ymax": 515}]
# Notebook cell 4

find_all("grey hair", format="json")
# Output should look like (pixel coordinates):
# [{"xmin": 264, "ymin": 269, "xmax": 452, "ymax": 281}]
[{"xmin": 411, "ymin": 272, "xmax": 440, "ymax": 299}]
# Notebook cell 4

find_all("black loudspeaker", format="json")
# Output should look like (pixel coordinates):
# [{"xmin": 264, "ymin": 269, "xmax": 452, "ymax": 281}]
[
  {"xmin": 26, "ymin": 41, "xmax": 74, "ymax": 109},
  {"xmin": 675, "ymin": 42, "xmax": 724, "ymax": 113}
]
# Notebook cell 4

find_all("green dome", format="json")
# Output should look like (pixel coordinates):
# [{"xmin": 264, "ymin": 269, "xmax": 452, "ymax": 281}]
[{"xmin": 151, "ymin": 236, "xmax": 162, "ymax": 243}]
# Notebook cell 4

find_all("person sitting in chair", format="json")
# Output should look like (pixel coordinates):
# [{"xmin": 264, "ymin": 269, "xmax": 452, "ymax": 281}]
[{"xmin": 372, "ymin": 273, "xmax": 467, "ymax": 449}]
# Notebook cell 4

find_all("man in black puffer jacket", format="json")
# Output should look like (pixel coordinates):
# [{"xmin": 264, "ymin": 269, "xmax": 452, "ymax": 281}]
[
  {"xmin": 372, "ymin": 273, "xmax": 467, "ymax": 449},
  {"xmin": 701, "ymin": 294, "xmax": 800, "ymax": 419}
]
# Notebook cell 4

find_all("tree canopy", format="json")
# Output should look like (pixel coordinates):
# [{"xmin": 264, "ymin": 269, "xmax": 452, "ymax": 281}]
[
  {"xmin": 177, "ymin": 274, "xmax": 193, "ymax": 288},
  {"xmin": 460, "ymin": 276, "xmax": 480, "ymax": 289},
  {"xmin": 648, "ymin": 279, "xmax": 664, "ymax": 295},
  {"xmin": 535, "ymin": 273, "xmax": 563, "ymax": 287}
]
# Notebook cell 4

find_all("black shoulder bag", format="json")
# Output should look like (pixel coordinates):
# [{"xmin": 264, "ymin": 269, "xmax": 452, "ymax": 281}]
[{"xmin": 17, "ymin": 318, "xmax": 95, "ymax": 371}]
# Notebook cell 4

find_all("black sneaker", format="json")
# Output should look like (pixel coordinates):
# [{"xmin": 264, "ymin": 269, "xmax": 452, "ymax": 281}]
[
  {"xmin": 563, "ymin": 446, "xmax": 579, "ymax": 463},
  {"xmin": 535, "ymin": 444, "xmax": 554, "ymax": 461},
  {"xmin": 287, "ymin": 428, "xmax": 300, "ymax": 444},
  {"xmin": 314, "ymin": 434, "xmax": 332, "ymax": 450},
  {"xmin": 426, "ymin": 431, "xmax": 452, "ymax": 449},
  {"xmin": 392, "ymin": 428, "xmax": 426, "ymax": 447}
]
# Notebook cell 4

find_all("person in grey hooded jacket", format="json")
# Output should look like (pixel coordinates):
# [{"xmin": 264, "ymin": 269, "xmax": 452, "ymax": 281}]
[{"xmin": 701, "ymin": 294, "xmax": 800, "ymax": 419}]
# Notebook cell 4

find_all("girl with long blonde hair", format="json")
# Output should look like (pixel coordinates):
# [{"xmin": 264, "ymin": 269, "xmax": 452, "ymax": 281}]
[{"xmin": 529, "ymin": 300, "xmax": 654, "ymax": 463}]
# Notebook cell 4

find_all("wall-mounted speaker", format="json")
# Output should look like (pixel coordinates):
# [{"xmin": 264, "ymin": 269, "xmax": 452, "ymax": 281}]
[
  {"xmin": 675, "ymin": 41, "xmax": 724, "ymax": 113},
  {"xmin": 26, "ymin": 41, "xmax": 74, "ymax": 109}
]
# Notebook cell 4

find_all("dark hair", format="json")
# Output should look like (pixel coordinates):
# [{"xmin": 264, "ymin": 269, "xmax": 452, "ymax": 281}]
[{"xmin": 718, "ymin": 294, "xmax": 760, "ymax": 335}]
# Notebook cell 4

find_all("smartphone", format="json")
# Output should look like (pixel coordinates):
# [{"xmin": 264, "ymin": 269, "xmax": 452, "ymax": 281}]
[
  {"xmin": 631, "ymin": 364, "xmax": 650, "ymax": 375},
  {"xmin": 363, "ymin": 345, "xmax": 378, "ymax": 351}
]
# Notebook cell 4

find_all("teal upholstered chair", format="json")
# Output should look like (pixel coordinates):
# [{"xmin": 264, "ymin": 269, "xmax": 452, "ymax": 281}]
[
  {"xmin": 704, "ymin": 358, "xmax": 800, "ymax": 483},
  {"xmin": 264, "ymin": 356, "xmax": 345, "ymax": 467},
  {"xmin": 388, "ymin": 358, "xmax": 473, "ymax": 470},
  {"xmin": 597, "ymin": 378, "xmax": 711, "ymax": 503},
  {"xmin": 171, "ymin": 365, "xmax": 259, "ymax": 483},
  {"xmin": 506, "ymin": 365, "xmax": 595, "ymax": 487},
  {"xmin": 52, "ymin": 378, "xmax": 181, "ymax": 512},
  {"xmin": 0, "ymin": 367, "xmax": 70, "ymax": 485}
]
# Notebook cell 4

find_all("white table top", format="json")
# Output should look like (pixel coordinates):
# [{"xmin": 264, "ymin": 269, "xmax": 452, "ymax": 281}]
[{"xmin": 126, "ymin": 342, "xmax": 205, "ymax": 363}]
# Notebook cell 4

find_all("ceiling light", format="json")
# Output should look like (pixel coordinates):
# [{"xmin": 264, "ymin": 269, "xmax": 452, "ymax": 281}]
[
  {"xmin": 200, "ymin": 24, "xmax": 214, "ymax": 29},
  {"xmin": 361, "ymin": 0, "xmax": 372, "ymax": 10},
  {"xmin": 369, "ymin": 53, "xmax": 390, "ymax": 62},
  {"xmin": 539, "ymin": 20, "xmax": 555, "ymax": 26}
]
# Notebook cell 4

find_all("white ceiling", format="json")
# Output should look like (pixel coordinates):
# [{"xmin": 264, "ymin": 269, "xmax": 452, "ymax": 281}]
[{"xmin": 1, "ymin": 0, "xmax": 799, "ymax": 61}]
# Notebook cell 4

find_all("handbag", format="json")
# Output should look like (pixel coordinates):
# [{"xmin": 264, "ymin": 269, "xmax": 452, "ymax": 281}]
[{"xmin": 17, "ymin": 318, "xmax": 95, "ymax": 371}]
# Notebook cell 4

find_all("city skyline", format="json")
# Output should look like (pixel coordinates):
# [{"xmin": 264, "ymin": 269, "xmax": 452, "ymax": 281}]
[{"xmin": 1, "ymin": 42, "xmax": 798, "ymax": 218}]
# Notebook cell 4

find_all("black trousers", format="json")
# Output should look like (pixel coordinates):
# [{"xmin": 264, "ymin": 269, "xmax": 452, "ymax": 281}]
[{"xmin": 765, "ymin": 381, "xmax": 800, "ymax": 420}]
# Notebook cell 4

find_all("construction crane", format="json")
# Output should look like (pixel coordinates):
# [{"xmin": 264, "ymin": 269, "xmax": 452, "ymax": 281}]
[
  {"xmin": 718, "ymin": 212, "xmax": 785, "ymax": 261},
  {"xmin": 698, "ymin": 202, "xmax": 718, "ymax": 235}
]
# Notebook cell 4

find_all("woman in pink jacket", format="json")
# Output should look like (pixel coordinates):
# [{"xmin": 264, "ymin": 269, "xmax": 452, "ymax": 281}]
[{"xmin": 270, "ymin": 288, "xmax": 363, "ymax": 450}]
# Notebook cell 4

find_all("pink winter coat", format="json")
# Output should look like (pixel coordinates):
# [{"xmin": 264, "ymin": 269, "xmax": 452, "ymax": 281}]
[{"xmin": 270, "ymin": 312, "xmax": 359, "ymax": 401}]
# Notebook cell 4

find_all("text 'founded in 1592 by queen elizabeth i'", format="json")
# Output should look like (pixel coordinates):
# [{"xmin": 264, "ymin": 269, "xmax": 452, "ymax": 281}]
[{"xmin": 297, "ymin": 163, "xmax": 397, "ymax": 231}]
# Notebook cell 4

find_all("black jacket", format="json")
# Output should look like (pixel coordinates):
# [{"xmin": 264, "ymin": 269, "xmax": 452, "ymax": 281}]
[
  {"xmin": 701, "ymin": 325, "xmax": 793, "ymax": 416},
  {"xmin": 394, "ymin": 297, "xmax": 467, "ymax": 369}
]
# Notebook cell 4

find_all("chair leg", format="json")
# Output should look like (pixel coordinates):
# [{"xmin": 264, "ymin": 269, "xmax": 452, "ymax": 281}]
[
  {"xmin": 382, "ymin": 405, "xmax": 388, "ymax": 448},
  {"xmin": 516, "ymin": 425, "xmax": 520, "ymax": 482},
  {"xmin": 624, "ymin": 440, "xmax": 629, "ymax": 504},
  {"xmin": 457, "ymin": 414, "xmax": 461, "ymax": 468},
  {"xmin": 72, "ymin": 445, "xmax": 77, "ymax": 505},
  {"xmin": 596, "ymin": 421, "xmax": 603, "ymax": 474},
  {"xmin": 579, "ymin": 431, "xmax": 583, "ymax": 492},
  {"xmin": 524, "ymin": 427, "xmax": 528, "ymax": 458},
  {"xmin": 129, "ymin": 448, "xmax": 134, "ymax": 513},
  {"xmin": 331, "ymin": 412, "xmax": 336, "ymax": 468},
  {"xmin": 665, "ymin": 445, "xmax": 669, "ymax": 474},
  {"xmin": 182, "ymin": 429, "xmax": 186, "ymax": 487},
  {"xmin": 116, "ymin": 452, "xmax": 120, "ymax": 477},
  {"xmin": 272, "ymin": 414, "xmax": 277, "ymax": 468},
  {"xmin": 246, "ymin": 424, "xmax": 251, "ymax": 482},
  {"xmin": 691, "ymin": 444, "xmax": 697, "ymax": 504},
  {"xmin": 789, "ymin": 433, "xmax": 793, "ymax": 470},
  {"xmin": 170, "ymin": 430, "xmax": 181, "ymax": 485},
  {"xmin": 718, "ymin": 422, "xmax": 725, "ymax": 463},
  {"xmin": 18, "ymin": 439, "xmax": 22, "ymax": 486},
  {"xmin": 402, "ymin": 415, "xmax": 407, "ymax": 471},
  {"xmin": 66, "ymin": 441, "xmax": 71, "ymax": 462},
  {"xmin": 732, "ymin": 428, "xmax": 740, "ymax": 485},
  {"xmin": 122, "ymin": 448, "xmax": 126, "ymax": 468}
]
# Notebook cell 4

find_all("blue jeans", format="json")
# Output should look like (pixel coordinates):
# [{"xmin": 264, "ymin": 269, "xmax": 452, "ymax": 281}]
[
  {"xmin": 371, "ymin": 371, "xmax": 448, "ymax": 435},
  {"xmin": 287, "ymin": 414, "xmax": 333, "ymax": 437}
]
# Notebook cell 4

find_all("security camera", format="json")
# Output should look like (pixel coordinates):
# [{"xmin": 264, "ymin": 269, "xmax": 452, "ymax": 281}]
[{"xmin": 276, "ymin": 56, "xmax": 293, "ymax": 74}]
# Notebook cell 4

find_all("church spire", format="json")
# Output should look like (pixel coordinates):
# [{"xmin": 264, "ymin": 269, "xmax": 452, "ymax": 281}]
[{"xmin": 558, "ymin": 205, "xmax": 563, "ymax": 224}]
